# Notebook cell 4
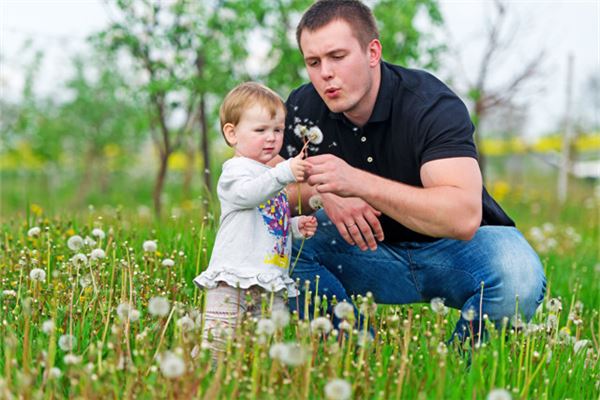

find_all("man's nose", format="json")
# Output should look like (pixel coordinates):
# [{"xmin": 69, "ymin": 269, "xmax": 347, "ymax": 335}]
[{"xmin": 320, "ymin": 60, "xmax": 334, "ymax": 80}]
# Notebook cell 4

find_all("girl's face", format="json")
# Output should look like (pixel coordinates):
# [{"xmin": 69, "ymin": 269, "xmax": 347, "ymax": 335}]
[{"xmin": 224, "ymin": 104, "xmax": 285, "ymax": 164}]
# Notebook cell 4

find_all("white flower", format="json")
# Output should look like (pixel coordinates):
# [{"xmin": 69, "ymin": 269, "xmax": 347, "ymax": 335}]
[
  {"xmin": 338, "ymin": 321, "xmax": 353, "ymax": 332},
  {"xmin": 117, "ymin": 302, "xmax": 135, "ymax": 320},
  {"xmin": 546, "ymin": 314, "xmax": 558, "ymax": 330},
  {"xmin": 67, "ymin": 235, "xmax": 84, "ymax": 251},
  {"xmin": 271, "ymin": 309, "xmax": 290, "ymax": 328},
  {"xmin": 357, "ymin": 331, "xmax": 374, "ymax": 347},
  {"xmin": 159, "ymin": 351, "xmax": 185, "ymax": 379},
  {"xmin": 79, "ymin": 275, "xmax": 92, "ymax": 289},
  {"xmin": 148, "ymin": 296, "xmax": 170, "ymax": 317},
  {"xmin": 436, "ymin": 342, "xmax": 448, "ymax": 356},
  {"xmin": 324, "ymin": 378, "xmax": 352, "ymax": 400},
  {"xmin": 129, "ymin": 309, "xmax": 141, "ymax": 322},
  {"xmin": 49, "ymin": 367, "xmax": 62, "ymax": 379},
  {"xmin": 256, "ymin": 319, "xmax": 276, "ymax": 336},
  {"xmin": 546, "ymin": 298, "xmax": 562, "ymax": 313},
  {"xmin": 161, "ymin": 258, "xmax": 175, "ymax": 267},
  {"xmin": 90, "ymin": 248, "xmax": 106, "ymax": 260},
  {"xmin": 269, "ymin": 343, "xmax": 288, "ymax": 360},
  {"xmin": 294, "ymin": 124, "xmax": 305, "ymax": 138},
  {"xmin": 28, "ymin": 227, "xmax": 41, "ymax": 237},
  {"xmin": 486, "ymin": 388, "xmax": 512, "ymax": 400},
  {"xmin": 430, "ymin": 297, "xmax": 448, "ymax": 315},
  {"xmin": 29, "ymin": 268, "xmax": 46, "ymax": 282},
  {"xmin": 308, "ymin": 195, "xmax": 324, "ymax": 210},
  {"xmin": 176, "ymin": 315, "xmax": 195, "ymax": 332},
  {"xmin": 58, "ymin": 334, "xmax": 77, "ymax": 351},
  {"xmin": 71, "ymin": 253, "xmax": 88, "ymax": 266},
  {"xmin": 574, "ymin": 339, "xmax": 590, "ymax": 353},
  {"xmin": 307, "ymin": 126, "xmax": 323, "ymax": 144},
  {"xmin": 42, "ymin": 319, "xmax": 55, "ymax": 334},
  {"xmin": 279, "ymin": 343, "xmax": 307, "ymax": 367},
  {"xmin": 143, "ymin": 240, "xmax": 157, "ymax": 252},
  {"xmin": 84, "ymin": 236, "xmax": 96, "ymax": 247},
  {"xmin": 2, "ymin": 290, "xmax": 16, "ymax": 297},
  {"xmin": 334, "ymin": 302, "xmax": 354, "ymax": 320},
  {"xmin": 91, "ymin": 228, "xmax": 105, "ymax": 239},
  {"xmin": 461, "ymin": 307, "xmax": 476, "ymax": 322},
  {"xmin": 310, "ymin": 317, "xmax": 333, "ymax": 334},
  {"xmin": 63, "ymin": 354, "xmax": 82, "ymax": 365}
]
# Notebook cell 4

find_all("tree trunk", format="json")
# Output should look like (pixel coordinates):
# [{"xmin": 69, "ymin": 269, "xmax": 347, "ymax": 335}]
[
  {"xmin": 182, "ymin": 134, "xmax": 195, "ymax": 199},
  {"xmin": 153, "ymin": 152, "xmax": 169, "ymax": 218},
  {"xmin": 199, "ymin": 93, "xmax": 211, "ymax": 193}
]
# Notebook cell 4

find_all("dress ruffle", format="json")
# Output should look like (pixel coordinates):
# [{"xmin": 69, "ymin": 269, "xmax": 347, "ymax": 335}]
[{"xmin": 194, "ymin": 269, "xmax": 298, "ymax": 297}]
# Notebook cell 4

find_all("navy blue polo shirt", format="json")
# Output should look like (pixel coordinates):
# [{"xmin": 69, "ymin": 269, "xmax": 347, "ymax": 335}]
[{"xmin": 281, "ymin": 61, "xmax": 514, "ymax": 243}]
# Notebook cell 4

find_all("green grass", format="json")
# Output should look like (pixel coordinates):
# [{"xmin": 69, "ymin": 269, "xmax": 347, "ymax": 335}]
[{"xmin": 0, "ymin": 155, "xmax": 598, "ymax": 398}]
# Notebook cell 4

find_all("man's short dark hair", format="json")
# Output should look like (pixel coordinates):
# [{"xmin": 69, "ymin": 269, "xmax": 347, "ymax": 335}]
[{"xmin": 296, "ymin": 0, "xmax": 379, "ymax": 53}]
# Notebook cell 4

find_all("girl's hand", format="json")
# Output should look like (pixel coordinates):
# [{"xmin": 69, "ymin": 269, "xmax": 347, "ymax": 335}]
[
  {"xmin": 290, "ymin": 152, "xmax": 308, "ymax": 182},
  {"xmin": 298, "ymin": 215, "xmax": 318, "ymax": 238}
]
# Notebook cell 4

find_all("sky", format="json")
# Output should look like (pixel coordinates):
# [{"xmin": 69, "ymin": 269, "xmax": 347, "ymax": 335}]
[{"xmin": 1, "ymin": 0, "xmax": 598, "ymax": 139}]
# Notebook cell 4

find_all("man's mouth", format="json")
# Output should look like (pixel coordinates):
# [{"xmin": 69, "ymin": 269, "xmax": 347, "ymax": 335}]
[{"xmin": 325, "ymin": 87, "xmax": 340, "ymax": 98}]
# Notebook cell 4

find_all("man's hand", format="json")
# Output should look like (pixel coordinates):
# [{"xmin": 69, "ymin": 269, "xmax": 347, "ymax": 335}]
[
  {"xmin": 321, "ymin": 193, "xmax": 384, "ymax": 251},
  {"xmin": 297, "ymin": 215, "xmax": 318, "ymax": 238},
  {"xmin": 306, "ymin": 154, "xmax": 357, "ymax": 197},
  {"xmin": 290, "ymin": 152, "xmax": 308, "ymax": 182}
]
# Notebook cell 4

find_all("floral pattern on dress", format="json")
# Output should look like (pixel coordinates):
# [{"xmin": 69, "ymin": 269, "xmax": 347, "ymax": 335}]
[{"xmin": 258, "ymin": 191, "xmax": 290, "ymax": 268}]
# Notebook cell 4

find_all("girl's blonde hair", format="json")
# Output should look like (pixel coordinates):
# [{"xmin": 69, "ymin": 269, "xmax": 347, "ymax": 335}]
[{"xmin": 219, "ymin": 82, "xmax": 286, "ymax": 146}]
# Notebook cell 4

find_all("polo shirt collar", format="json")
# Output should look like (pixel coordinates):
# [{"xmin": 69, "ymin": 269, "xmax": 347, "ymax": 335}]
[{"xmin": 328, "ymin": 61, "xmax": 395, "ymax": 124}]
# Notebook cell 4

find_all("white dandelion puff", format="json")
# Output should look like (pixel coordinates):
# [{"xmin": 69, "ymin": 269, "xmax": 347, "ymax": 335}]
[
  {"xmin": 159, "ymin": 351, "xmax": 185, "ymax": 379},
  {"xmin": 176, "ymin": 315, "xmax": 195, "ymax": 332},
  {"xmin": 71, "ymin": 253, "xmax": 88, "ymax": 266},
  {"xmin": 67, "ymin": 235, "xmax": 84, "ymax": 251},
  {"xmin": 28, "ymin": 227, "xmax": 41, "ymax": 237},
  {"xmin": 334, "ymin": 302, "xmax": 354, "ymax": 320},
  {"xmin": 91, "ymin": 228, "xmax": 105, "ymax": 239},
  {"xmin": 269, "ymin": 342, "xmax": 288, "ymax": 361},
  {"xmin": 546, "ymin": 298, "xmax": 562, "ymax": 313},
  {"xmin": 2, "ymin": 290, "xmax": 16, "ymax": 297},
  {"xmin": 307, "ymin": 126, "xmax": 323, "ymax": 144},
  {"xmin": 63, "ymin": 354, "xmax": 82, "ymax": 365},
  {"xmin": 29, "ymin": 268, "xmax": 46, "ymax": 282},
  {"xmin": 310, "ymin": 317, "xmax": 332, "ymax": 334},
  {"xmin": 308, "ymin": 195, "xmax": 324, "ymax": 210},
  {"xmin": 279, "ymin": 343, "xmax": 307, "ymax": 367},
  {"xmin": 437, "ymin": 342, "xmax": 448, "ymax": 356},
  {"xmin": 84, "ymin": 236, "xmax": 96, "ymax": 247},
  {"xmin": 486, "ymin": 388, "xmax": 512, "ymax": 400},
  {"xmin": 430, "ymin": 297, "xmax": 448, "ymax": 315},
  {"xmin": 271, "ymin": 309, "xmax": 290, "ymax": 328},
  {"xmin": 79, "ymin": 275, "xmax": 92, "ymax": 289},
  {"xmin": 161, "ymin": 258, "xmax": 175, "ymax": 267},
  {"xmin": 546, "ymin": 314, "xmax": 558, "ymax": 330},
  {"xmin": 461, "ymin": 307, "xmax": 477, "ymax": 322},
  {"xmin": 338, "ymin": 321, "xmax": 353, "ymax": 332},
  {"xmin": 42, "ymin": 319, "xmax": 55, "ymax": 334},
  {"xmin": 49, "ymin": 367, "xmax": 62, "ymax": 379},
  {"xmin": 148, "ymin": 296, "xmax": 170, "ymax": 317},
  {"xmin": 324, "ymin": 378, "xmax": 352, "ymax": 400},
  {"xmin": 143, "ymin": 240, "xmax": 157, "ymax": 252},
  {"xmin": 58, "ymin": 334, "xmax": 77, "ymax": 352},
  {"xmin": 256, "ymin": 319, "xmax": 276, "ymax": 336},
  {"xmin": 90, "ymin": 248, "xmax": 106, "ymax": 260},
  {"xmin": 574, "ymin": 339, "xmax": 590, "ymax": 353}
]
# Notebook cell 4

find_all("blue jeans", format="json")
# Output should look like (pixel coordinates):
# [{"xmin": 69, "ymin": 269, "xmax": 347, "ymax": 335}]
[{"xmin": 289, "ymin": 210, "xmax": 546, "ymax": 340}]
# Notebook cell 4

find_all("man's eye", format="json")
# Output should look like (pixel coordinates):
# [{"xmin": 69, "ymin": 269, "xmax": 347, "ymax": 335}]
[{"xmin": 308, "ymin": 60, "xmax": 319, "ymax": 67}]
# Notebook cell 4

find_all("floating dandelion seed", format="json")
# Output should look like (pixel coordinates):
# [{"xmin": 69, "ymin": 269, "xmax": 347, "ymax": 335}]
[
  {"xmin": 547, "ymin": 298, "xmax": 562, "ymax": 313},
  {"xmin": 334, "ymin": 302, "xmax": 355, "ymax": 320},
  {"xmin": 27, "ymin": 227, "xmax": 41, "ymax": 237},
  {"xmin": 42, "ymin": 319, "xmax": 55, "ymax": 334},
  {"xmin": 256, "ymin": 319, "xmax": 276, "ymax": 336},
  {"xmin": 29, "ymin": 268, "xmax": 46, "ymax": 282},
  {"xmin": 143, "ymin": 240, "xmax": 158, "ymax": 252},
  {"xmin": 176, "ymin": 315, "xmax": 195, "ymax": 332},
  {"xmin": 90, "ymin": 248, "xmax": 106, "ymax": 260},
  {"xmin": 324, "ymin": 378, "xmax": 352, "ymax": 400},
  {"xmin": 161, "ymin": 258, "xmax": 175, "ymax": 267},
  {"xmin": 486, "ymin": 388, "xmax": 512, "ymax": 400},
  {"xmin": 159, "ymin": 352, "xmax": 185, "ymax": 379},
  {"xmin": 67, "ymin": 235, "xmax": 84, "ymax": 251},
  {"xmin": 148, "ymin": 296, "xmax": 170, "ymax": 317},
  {"xmin": 91, "ymin": 228, "xmax": 105, "ymax": 239},
  {"xmin": 308, "ymin": 195, "xmax": 324, "ymax": 210},
  {"xmin": 58, "ymin": 334, "xmax": 76, "ymax": 352},
  {"xmin": 271, "ymin": 309, "xmax": 290, "ymax": 328},
  {"xmin": 430, "ymin": 297, "xmax": 448, "ymax": 315},
  {"xmin": 310, "ymin": 317, "xmax": 333, "ymax": 334}
]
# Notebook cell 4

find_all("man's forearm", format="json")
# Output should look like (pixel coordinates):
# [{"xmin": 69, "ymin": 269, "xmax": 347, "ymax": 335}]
[{"xmin": 353, "ymin": 169, "xmax": 481, "ymax": 240}]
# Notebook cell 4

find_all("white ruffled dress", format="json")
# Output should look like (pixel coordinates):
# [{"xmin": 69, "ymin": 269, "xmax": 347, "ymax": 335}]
[{"xmin": 194, "ymin": 157, "xmax": 305, "ymax": 296}]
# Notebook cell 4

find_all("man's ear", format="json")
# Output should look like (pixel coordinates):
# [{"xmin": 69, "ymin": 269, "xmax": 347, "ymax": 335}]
[
  {"xmin": 223, "ymin": 123, "xmax": 237, "ymax": 146},
  {"xmin": 368, "ymin": 39, "xmax": 382, "ymax": 67}
]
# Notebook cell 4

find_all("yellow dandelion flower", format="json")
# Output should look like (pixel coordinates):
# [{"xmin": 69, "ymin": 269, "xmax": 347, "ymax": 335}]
[{"xmin": 30, "ymin": 203, "xmax": 43, "ymax": 216}]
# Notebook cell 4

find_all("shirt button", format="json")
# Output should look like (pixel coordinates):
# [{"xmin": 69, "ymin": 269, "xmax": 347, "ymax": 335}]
[
  {"xmin": 367, "ymin": 156, "xmax": 373, "ymax": 163},
  {"xmin": 360, "ymin": 136, "xmax": 366, "ymax": 142}
]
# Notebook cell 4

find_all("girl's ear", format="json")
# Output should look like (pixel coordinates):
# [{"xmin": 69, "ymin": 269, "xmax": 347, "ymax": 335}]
[{"xmin": 223, "ymin": 123, "xmax": 237, "ymax": 146}]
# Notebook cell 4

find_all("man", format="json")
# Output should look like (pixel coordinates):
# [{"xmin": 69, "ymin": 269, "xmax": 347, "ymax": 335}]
[{"xmin": 274, "ymin": 0, "xmax": 546, "ymax": 340}]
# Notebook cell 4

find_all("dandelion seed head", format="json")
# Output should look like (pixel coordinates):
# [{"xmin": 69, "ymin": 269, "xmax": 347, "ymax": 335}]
[
  {"xmin": 310, "ymin": 317, "xmax": 332, "ymax": 334},
  {"xmin": 71, "ymin": 253, "xmax": 88, "ymax": 266},
  {"xmin": 430, "ymin": 297, "xmax": 448, "ymax": 315},
  {"xmin": 143, "ymin": 240, "xmax": 157, "ymax": 253},
  {"xmin": 271, "ymin": 309, "xmax": 290, "ymax": 328},
  {"xmin": 67, "ymin": 235, "xmax": 84, "ymax": 251},
  {"xmin": 42, "ymin": 319, "xmax": 55, "ymax": 334},
  {"xmin": 486, "ymin": 388, "xmax": 512, "ymax": 400},
  {"xmin": 547, "ymin": 298, "xmax": 562, "ymax": 313},
  {"xmin": 28, "ymin": 227, "xmax": 41, "ymax": 237},
  {"xmin": 90, "ymin": 248, "xmax": 105, "ymax": 260},
  {"xmin": 63, "ymin": 354, "xmax": 82, "ymax": 365},
  {"xmin": 58, "ymin": 335, "xmax": 76, "ymax": 352},
  {"xmin": 307, "ymin": 126, "xmax": 324, "ymax": 144},
  {"xmin": 269, "ymin": 342, "xmax": 288, "ymax": 361},
  {"xmin": 176, "ymin": 315, "xmax": 195, "ymax": 332},
  {"xmin": 461, "ymin": 307, "xmax": 476, "ymax": 322},
  {"xmin": 334, "ymin": 302, "xmax": 354, "ymax": 320},
  {"xmin": 148, "ymin": 296, "xmax": 170, "ymax": 317},
  {"xmin": 49, "ymin": 367, "xmax": 62, "ymax": 379},
  {"xmin": 161, "ymin": 258, "xmax": 175, "ymax": 267},
  {"xmin": 29, "ymin": 268, "xmax": 46, "ymax": 282},
  {"xmin": 256, "ymin": 318, "xmax": 276, "ymax": 336},
  {"xmin": 84, "ymin": 236, "xmax": 96, "ymax": 247},
  {"xmin": 91, "ymin": 228, "xmax": 105, "ymax": 239},
  {"xmin": 574, "ymin": 339, "xmax": 590, "ymax": 353},
  {"xmin": 324, "ymin": 378, "xmax": 352, "ymax": 400},
  {"xmin": 159, "ymin": 351, "xmax": 185, "ymax": 379},
  {"xmin": 2, "ymin": 290, "xmax": 16, "ymax": 297},
  {"xmin": 308, "ymin": 195, "xmax": 324, "ymax": 210},
  {"xmin": 79, "ymin": 275, "xmax": 92, "ymax": 289},
  {"xmin": 279, "ymin": 343, "xmax": 307, "ymax": 366}
]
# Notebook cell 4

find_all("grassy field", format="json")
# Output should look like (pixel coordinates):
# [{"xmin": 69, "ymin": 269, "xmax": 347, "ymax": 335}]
[{"xmin": 0, "ymin": 155, "xmax": 598, "ymax": 399}]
